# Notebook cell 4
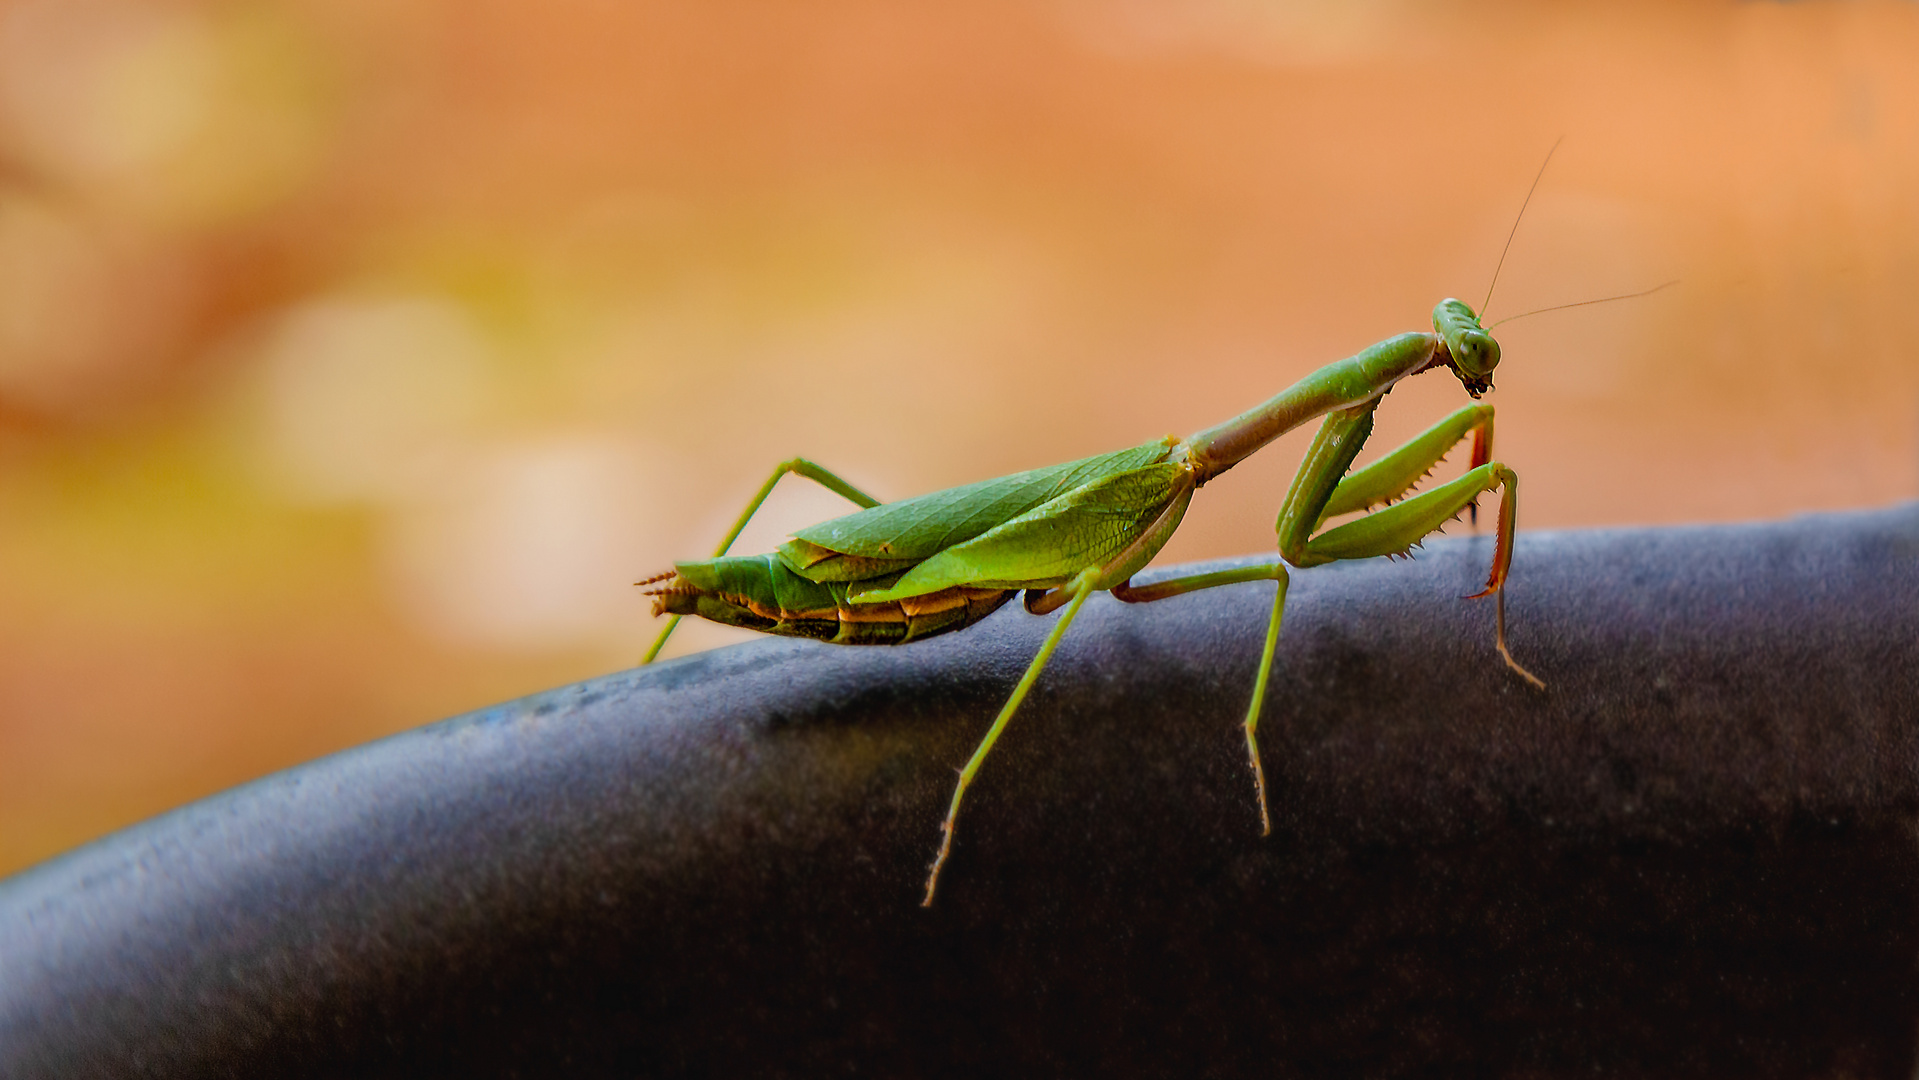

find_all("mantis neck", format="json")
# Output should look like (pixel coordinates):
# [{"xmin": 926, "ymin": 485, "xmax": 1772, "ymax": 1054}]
[{"xmin": 1176, "ymin": 332, "xmax": 1443, "ymax": 485}]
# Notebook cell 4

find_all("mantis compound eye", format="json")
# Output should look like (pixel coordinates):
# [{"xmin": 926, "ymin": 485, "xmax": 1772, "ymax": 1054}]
[
  {"xmin": 1456, "ymin": 333, "xmax": 1500, "ymax": 376},
  {"xmin": 1431, "ymin": 298, "xmax": 1500, "ymax": 378}
]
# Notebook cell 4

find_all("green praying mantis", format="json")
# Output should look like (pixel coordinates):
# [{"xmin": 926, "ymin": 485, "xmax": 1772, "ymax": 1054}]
[{"xmin": 637, "ymin": 151, "xmax": 1668, "ymax": 906}]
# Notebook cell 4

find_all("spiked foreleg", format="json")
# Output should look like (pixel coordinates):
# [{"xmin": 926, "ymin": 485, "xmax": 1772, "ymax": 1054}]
[
  {"xmin": 640, "ymin": 458, "xmax": 882, "ymax": 664},
  {"xmin": 1305, "ymin": 462, "xmax": 1502, "ymax": 561},
  {"xmin": 1318, "ymin": 403, "xmax": 1494, "ymax": 522},
  {"xmin": 1305, "ymin": 462, "xmax": 1545, "ymax": 689}
]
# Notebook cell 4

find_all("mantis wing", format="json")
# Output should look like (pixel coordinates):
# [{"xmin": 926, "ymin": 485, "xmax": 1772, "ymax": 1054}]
[
  {"xmin": 784, "ymin": 438, "xmax": 1176, "ymax": 568},
  {"xmin": 672, "ymin": 553, "xmax": 842, "ymax": 615},
  {"xmin": 849, "ymin": 463, "xmax": 1189, "ymax": 602}
]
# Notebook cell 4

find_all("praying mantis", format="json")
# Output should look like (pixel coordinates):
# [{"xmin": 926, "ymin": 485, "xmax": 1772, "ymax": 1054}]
[{"xmin": 637, "ymin": 151, "xmax": 1663, "ymax": 906}]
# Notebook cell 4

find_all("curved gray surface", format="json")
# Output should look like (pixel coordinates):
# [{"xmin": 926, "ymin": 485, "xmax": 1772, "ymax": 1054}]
[{"xmin": 3, "ymin": 505, "xmax": 1918, "ymax": 1077}]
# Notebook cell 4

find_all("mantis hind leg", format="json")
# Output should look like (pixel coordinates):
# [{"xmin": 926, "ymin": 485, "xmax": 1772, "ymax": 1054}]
[
  {"xmin": 639, "ymin": 458, "xmax": 882, "ymax": 664},
  {"xmin": 1281, "ymin": 402, "xmax": 1541, "ymax": 687},
  {"xmin": 924, "ymin": 567, "xmax": 1100, "ymax": 906},
  {"xmin": 922, "ymin": 471, "xmax": 1197, "ymax": 904}
]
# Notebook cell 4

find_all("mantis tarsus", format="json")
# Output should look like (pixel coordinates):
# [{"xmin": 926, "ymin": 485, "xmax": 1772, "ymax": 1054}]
[{"xmin": 638, "ymin": 157, "xmax": 1656, "ymax": 906}]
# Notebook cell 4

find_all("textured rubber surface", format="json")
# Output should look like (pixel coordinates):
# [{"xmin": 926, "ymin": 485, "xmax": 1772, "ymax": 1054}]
[{"xmin": 4, "ymin": 505, "xmax": 1918, "ymax": 1077}]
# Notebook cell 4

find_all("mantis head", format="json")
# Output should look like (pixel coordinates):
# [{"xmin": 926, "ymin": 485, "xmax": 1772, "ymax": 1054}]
[{"xmin": 1432, "ymin": 298, "xmax": 1499, "ymax": 398}]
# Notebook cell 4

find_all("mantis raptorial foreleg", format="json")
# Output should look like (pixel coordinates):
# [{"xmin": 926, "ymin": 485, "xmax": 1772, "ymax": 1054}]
[
  {"xmin": 1103, "ymin": 399, "xmax": 1540, "ymax": 836},
  {"xmin": 1286, "ymin": 402, "xmax": 1543, "ymax": 689},
  {"xmin": 1319, "ymin": 403, "xmax": 1494, "ymax": 522},
  {"xmin": 1311, "ymin": 462, "xmax": 1538, "ymax": 685},
  {"xmin": 640, "ymin": 458, "xmax": 881, "ymax": 663}
]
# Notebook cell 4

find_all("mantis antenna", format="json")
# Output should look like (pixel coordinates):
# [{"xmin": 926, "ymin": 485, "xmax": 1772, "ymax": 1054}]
[
  {"xmin": 1488, "ymin": 280, "xmax": 1679, "ymax": 329},
  {"xmin": 1481, "ymin": 135, "xmax": 1564, "ymax": 319}
]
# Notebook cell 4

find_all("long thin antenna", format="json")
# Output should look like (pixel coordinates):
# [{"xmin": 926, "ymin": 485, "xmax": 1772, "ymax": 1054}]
[
  {"xmin": 1488, "ymin": 280, "xmax": 1678, "ymax": 329},
  {"xmin": 1480, "ymin": 135, "xmax": 1563, "ymax": 319}
]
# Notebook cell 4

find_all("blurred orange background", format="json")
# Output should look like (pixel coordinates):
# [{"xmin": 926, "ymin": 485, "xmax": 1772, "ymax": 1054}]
[{"xmin": 1, "ymin": 0, "xmax": 1915, "ymax": 877}]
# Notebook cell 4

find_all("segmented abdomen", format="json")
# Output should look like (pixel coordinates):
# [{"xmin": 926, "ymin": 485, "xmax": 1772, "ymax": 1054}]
[{"xmin": 640, "ymin": 554, "xmax": 1013, "ymax": 646}]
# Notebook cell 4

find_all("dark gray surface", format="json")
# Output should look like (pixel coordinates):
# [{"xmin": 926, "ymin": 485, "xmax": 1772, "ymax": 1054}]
[{"xmin": 3, "ymin": 505, "xmax": 1918, "ymax": 1078}]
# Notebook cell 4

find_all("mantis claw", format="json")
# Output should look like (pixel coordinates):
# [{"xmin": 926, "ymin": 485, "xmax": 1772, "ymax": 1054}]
[
  {"xmin": 1245, "ymin": 722, "xmax": 1273, "ymax": 836},
  {"xmin": 1500, "ymin": 642, "xmax": 1547, "ymax": 690},
  {"xmin": 923, "ymin": 819, "xmax": 956, "ymax": 907},
  {"xmin": 1489, "ymin": 587, "xmax": 1546, "ymax": 689}
]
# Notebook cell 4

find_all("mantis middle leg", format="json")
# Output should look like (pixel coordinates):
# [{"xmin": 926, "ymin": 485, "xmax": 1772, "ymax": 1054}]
[
  {"xmin": 639, "ymin": 458, "xmax": 882, "ymax": 664},
  {"xmin": 1112, "ymin": 561, "xmax": 1290, "ymax": 834}
]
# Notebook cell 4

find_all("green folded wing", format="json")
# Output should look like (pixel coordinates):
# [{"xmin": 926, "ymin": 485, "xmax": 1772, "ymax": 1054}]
[
  {"xmin": 787, "ymin": 438, "xmax": 1175, "ymax": 564},
  {"xmin": 675, "ymin": 553, "xmax": 911, "ymax": 612},
  {"xmin": 849, "ymin": 463, "xmax": 1187, "ymax": 602},
  {"xmin": 675, "ymin": 553, "xmax": 841, "ymax": 613},
  {"xmin": 773, "ymin": 538, "xmax": 920, "ymax": 582}
]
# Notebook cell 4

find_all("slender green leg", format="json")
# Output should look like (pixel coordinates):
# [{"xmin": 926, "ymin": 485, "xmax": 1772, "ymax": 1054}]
[
  {"xmin": 1113, "ymin": 562, "xmax": 1290, "ymax": 834},
  {"xmin": 640, "ymin": 458, "xmax": 882, "ymax": 664},
  {"xmin": 922, "ymin": 471, "xmax": 1198, "ymax": 903},
  {"xmin": 925, "ymin": 567, "xmax": 1100, "ymax": 906}
]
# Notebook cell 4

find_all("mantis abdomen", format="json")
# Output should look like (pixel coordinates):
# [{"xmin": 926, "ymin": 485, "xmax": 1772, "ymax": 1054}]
[{"xmin": 642, "ymin": 555, "xmax": 1014, "ymax": 646}]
